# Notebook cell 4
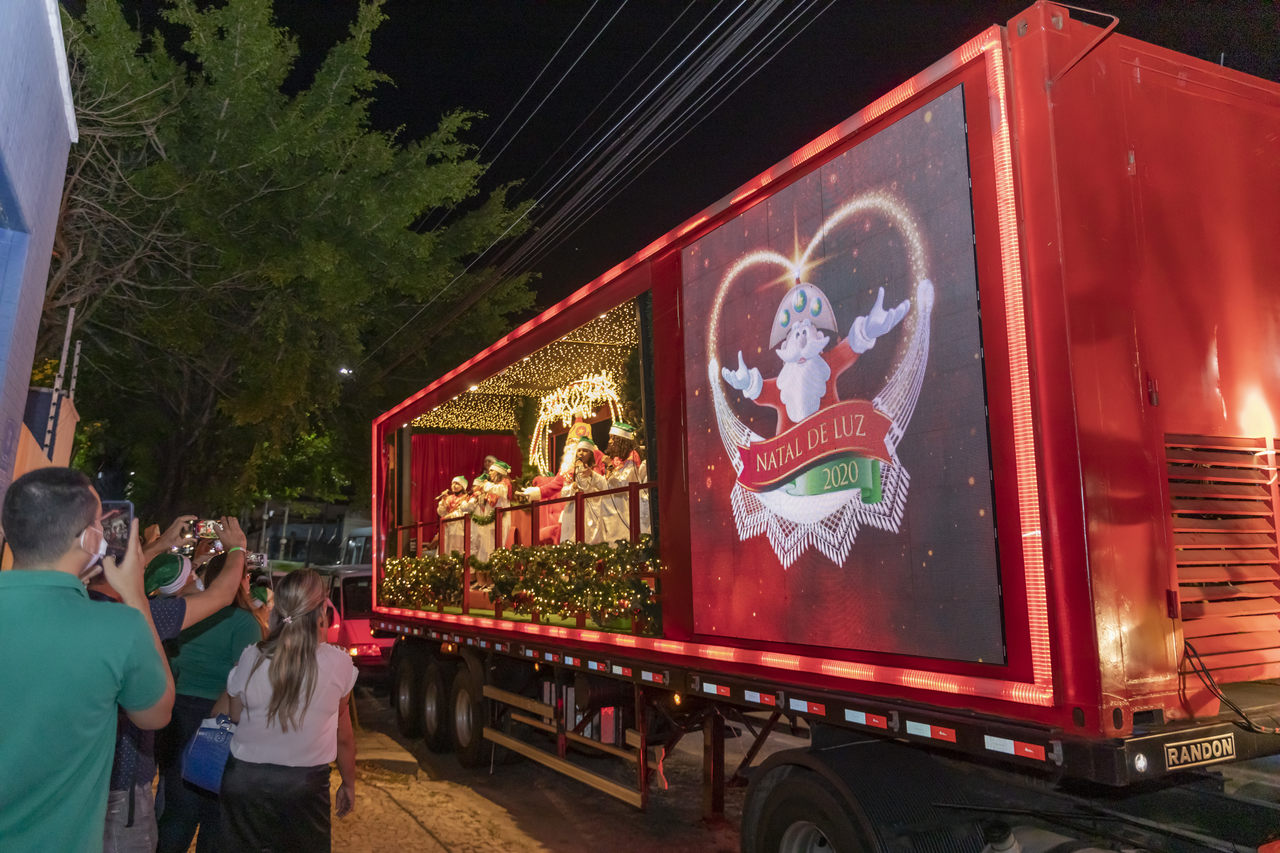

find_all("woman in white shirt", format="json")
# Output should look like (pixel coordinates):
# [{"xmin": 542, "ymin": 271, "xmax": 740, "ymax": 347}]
[{"xmin": 215, "ymin": 570, "xmax": 357, "ymax": 851}]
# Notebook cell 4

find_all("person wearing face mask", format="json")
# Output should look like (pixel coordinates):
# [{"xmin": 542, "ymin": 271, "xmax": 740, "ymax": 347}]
[
  {"xmin": 85, "ymin": 516, "xmax": 248, "ymax": 852},
  {"xmin": 0, "ymin": 467, "xmax": 175, "ymax": 853},
  {"xmin": 154, "ymin": 523, "xmax": 260, "ymax": 853}
]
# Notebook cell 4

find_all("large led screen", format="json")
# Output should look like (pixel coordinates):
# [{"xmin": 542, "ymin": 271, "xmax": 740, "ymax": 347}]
[{"xmin": 681, "ymin": 86, "xmax": 1004, "ymax": 662}]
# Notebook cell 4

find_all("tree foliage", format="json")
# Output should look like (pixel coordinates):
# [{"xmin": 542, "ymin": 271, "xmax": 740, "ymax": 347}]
[{"xmin": 51, "ymin": 0, "xmax": 534, "ymax": 517}]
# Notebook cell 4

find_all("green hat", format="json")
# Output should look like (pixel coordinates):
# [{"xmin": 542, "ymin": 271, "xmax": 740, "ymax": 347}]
[
  {"xmin": 574, "ymin": 436, "xmax": 597, "ymax": 450},
  {"xmin": 609, "ymin": 421, "xmax": 636, "ymax": 439},
  {"xmin": 489, "ymin": 460, "xmax": 512, "ymax": 474},
  {"xmin": 145, "ymin": 553, "xmax": 193, "ymax": 596}
]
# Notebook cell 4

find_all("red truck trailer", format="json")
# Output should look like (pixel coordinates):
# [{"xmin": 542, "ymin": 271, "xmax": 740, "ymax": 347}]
[{"xmin": 371, "ymin": 4, "xmax": 1280, "ymax": 849}]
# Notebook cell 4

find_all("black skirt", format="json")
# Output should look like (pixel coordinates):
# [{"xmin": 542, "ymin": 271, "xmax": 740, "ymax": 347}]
[{"xmin": 219, "ymin": 754, "xmax": 332, "ymax": 852}]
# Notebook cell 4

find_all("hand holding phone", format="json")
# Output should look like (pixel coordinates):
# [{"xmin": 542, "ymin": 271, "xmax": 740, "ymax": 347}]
[
  {"xmin": 99, "ymin": 501, "xmax": 135, "ymax": 563},
  {"xmin": 218, "ymin": 516, "xmax": 247, "ymax": 552},
  {"xmin": 100, "ymin": 518, "xmax": 145, "ymax": 604},
  {"xmin": 194, "ymin": 519, "xmax": 223, "ymax": 539}
]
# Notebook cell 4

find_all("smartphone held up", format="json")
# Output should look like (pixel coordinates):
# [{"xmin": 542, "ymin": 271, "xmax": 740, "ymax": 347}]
[
  {"xmin": 193, "ymin": 519, "xmax": 223, "ymax": 540},
  {"xmin": 99, "ymin": 500, "xmax": 134, "ymax": 563}
]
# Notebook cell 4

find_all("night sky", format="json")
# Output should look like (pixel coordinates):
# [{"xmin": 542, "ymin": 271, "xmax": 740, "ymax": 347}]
[{"xmin": 260, "ymin": 1, "xmax": 1278, "ymax": 311}]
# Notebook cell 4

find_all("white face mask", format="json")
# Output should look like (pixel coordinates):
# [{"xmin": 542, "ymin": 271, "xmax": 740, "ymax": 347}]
[{"xmin": 79, "ymin": 526, "xmax": 107, "ymax": 583}]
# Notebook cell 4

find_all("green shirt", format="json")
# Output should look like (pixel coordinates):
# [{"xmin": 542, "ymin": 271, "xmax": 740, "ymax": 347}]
[
  {"xmin": 0, "ymin": 569, "xmax": 169, "ymax": 853},
  {"xmin": 169, "ymin": 605, "xmax": 262, "ymax": 699}
]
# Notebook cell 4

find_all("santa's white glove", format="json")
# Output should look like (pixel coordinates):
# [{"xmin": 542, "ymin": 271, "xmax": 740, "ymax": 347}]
[
  {"xmin": 721, "ymin": 351, "xmax": 763, "ymax": 400},
  {"xmin": 849, "ymin": 287, "xmax": 911, "ymax": 353},
  {"xmin": 521, "ymin": 487, "xmax": 542, "ymax": 502}
]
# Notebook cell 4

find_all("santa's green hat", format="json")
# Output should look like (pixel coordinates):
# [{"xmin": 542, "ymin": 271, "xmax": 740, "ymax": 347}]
[
  {"xmin": 609, "ymin": 421, "xmax": 636, "ymax": 439},
  {"xmin": 146, "ymin": 553, "xmax": 193, "ymax": 596}
]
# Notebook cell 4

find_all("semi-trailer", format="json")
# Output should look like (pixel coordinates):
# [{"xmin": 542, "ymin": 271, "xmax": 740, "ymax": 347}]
[{"xmin": 371, "ymin": 4, "xmax": 1280, "ymax": 849}]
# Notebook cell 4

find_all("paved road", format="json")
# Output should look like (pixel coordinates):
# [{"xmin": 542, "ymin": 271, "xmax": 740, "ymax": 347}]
[
  {"xmin": 336, "ymin": 682, "xmax": 1280, "ymax": 853},
  {"xmin": 337, "ymin": 683, "xmax": 776, "ymax": 853}
]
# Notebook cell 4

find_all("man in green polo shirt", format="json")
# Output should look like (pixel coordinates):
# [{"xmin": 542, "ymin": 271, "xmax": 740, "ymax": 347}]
[{"xmin": 0, "ymin": 468, "xmax": 174, "ymax": 853}]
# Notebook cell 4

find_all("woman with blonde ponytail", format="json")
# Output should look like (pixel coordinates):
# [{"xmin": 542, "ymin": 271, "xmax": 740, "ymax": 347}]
[{"xmin": 216, "ymin": 570, "xmax": 357, "ymax": 851}]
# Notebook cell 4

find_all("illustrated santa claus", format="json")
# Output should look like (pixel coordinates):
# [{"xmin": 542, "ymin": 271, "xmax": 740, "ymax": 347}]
[{"xmin": 721, "ymin": 280, "xmax": 916, "ymax": 434}]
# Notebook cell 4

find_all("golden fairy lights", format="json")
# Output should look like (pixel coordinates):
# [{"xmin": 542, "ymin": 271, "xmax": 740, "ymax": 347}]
[
  {"xmin": 529, "ymin": 373, "xmax": 622, "ymax": 474},
  {"xmin": 411, "ymin": 302, "xmax": 640, "ymax": 432},
  {"xmin": 411, "ymin": 394, "xmax": 522, "ymax": 431}
]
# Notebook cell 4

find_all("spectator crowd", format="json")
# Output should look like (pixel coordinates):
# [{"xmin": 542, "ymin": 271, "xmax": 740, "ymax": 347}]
[{"xmin": 0, "ymin": 467, "xmax": 357, "ymax": 852}]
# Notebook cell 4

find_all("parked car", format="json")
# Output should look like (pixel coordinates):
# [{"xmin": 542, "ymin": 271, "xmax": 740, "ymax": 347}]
[{"xmin": 315, "ymin": 565, "xmax": 393, "ymax": 677}]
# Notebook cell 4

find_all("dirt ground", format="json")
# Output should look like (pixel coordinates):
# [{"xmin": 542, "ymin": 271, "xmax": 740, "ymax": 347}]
[{"xmin": 330, "ymin": 683, "xmax": 768, "ymax": 853}]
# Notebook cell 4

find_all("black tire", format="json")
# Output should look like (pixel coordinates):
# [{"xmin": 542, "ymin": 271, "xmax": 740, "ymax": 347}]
[
  {"xmin": 450, "ymin": 665, "xmax": 487, "ymax": 768},
  {"xmin": 748, "ymin": 767, "xmax": 875, "ymax": 853},
  {"xmin": 420, "ymin": 658, "xmax": 454, "ymax": 753},
  {"xmin": 391, "ymin": 650, "xmax": 424, "ymax": 738}
]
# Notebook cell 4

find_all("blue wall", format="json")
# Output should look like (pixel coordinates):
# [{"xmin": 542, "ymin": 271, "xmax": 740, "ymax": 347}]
[{"xmin": 0, "ymin": 0, "xmax": 77, "ymax": 496}]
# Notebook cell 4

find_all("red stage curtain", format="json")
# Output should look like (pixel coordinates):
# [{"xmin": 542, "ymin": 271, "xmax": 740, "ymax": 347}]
[{"xmin": 411, "ymin": 433, "xmax": 523, "ymax": 523}]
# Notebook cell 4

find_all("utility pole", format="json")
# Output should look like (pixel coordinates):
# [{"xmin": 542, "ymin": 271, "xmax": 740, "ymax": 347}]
[{"xmin": 279, "ymin": 502, "xmax": 290, "ymax": 561}]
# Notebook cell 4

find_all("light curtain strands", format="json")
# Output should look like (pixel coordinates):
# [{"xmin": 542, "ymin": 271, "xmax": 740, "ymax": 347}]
[
  {"xmin": 529, "ymin": 373, "xmax": 624, "ymax": 475},
  {"xmin": 410, "ymin": 304, "xmax": 638, "ymax": 433}
]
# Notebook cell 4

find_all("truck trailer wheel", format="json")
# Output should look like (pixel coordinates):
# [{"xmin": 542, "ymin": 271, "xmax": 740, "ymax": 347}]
[
  {"xmin": 746, "ymin": 766, "xmax": 875, "ymax": 853},
  {"xmin": 420, "ymin": 658, "xmax": 454, "ymax": 753},
  {"xmin": 391, "ymin": 649, "xmax": 424, "ymax": 738},
  {"xmin": 450, "ymin": 666, "xmax": 487, "ymax": 768}
]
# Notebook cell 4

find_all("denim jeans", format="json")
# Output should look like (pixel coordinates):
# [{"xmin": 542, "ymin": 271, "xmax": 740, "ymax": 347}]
[
  {"xmin": 103, "ymin": 782, "xmax": 157, "ymax": 853},
  {"xmin": 155, "ymin": 694, "xmax": 219, "ymax": 853}
]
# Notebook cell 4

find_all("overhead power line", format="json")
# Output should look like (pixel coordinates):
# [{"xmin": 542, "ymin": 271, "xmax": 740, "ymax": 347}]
[
  {"xmin": 418, "ymin": 0, "xmax": 612, "ymax": 234},
  {"xmin": 499, "ymin": 0, "xmax": 835, "ymax": 279},
  {"xmin": 495, "ymin": 0, "xmax": 797, "ymax": 277},
  {"xmin": 360, "ymin": 0, "xmax": 835, "ymax": 376},
  {"xmin": 475, "ymin": 0, "xmax": 605, "ymax": 164}
]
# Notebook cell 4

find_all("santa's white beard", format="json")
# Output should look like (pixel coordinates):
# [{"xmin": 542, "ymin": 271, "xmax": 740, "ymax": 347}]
[
  {"xmin": 776, "ymin": 356, "xmax": 830, "ymax": 424},
  {"xmin": 559, "ymin": 442, "xmax": 579, "ymax": 475}
]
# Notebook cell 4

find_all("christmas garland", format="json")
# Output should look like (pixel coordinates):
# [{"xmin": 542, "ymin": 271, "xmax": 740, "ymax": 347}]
[
  {"xmin": 381, "ymin": 537, "xmax": 663, "ymax": 633},
  {"xmin": 381, "ymin": 551, "xmax": 467, "ymax": 609}
]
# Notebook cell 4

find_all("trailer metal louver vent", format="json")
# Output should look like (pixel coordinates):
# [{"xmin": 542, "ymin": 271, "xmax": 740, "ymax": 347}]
[{"xmin": 1166, "ymin": 435, "xmax": 1280, "ymax": 684}]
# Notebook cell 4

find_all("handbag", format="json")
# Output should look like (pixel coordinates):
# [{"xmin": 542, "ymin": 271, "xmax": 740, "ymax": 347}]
[{"xmin": 181, "ymin": 713, "xmax": 236, "ymax": 793}]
